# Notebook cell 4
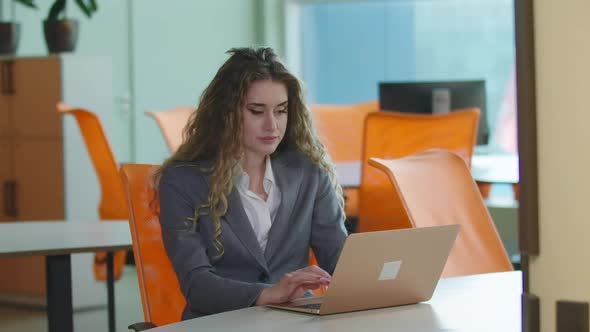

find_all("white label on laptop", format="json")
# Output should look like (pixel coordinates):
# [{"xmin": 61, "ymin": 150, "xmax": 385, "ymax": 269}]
[{"xmin": 378, "ymin": 260, "xmax": 402, "ymax": 280}]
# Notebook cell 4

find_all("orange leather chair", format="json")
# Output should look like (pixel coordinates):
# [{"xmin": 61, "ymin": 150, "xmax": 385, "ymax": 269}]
[
  {"xmin": 477, "ymin": 182, "xmax": 492, "ymax": 199},
  {"xmin": 145, "ymin": 107, "xmax": 194, "ymax": 152},
  {"xmin": 57, "ymin": 104, "xmax": 127, "ymax": 281},
  {"xmin": 476, "ymin": 182, "xmax": 520, "ymax": 201},
  {"xmin": 368, "ymin": 149, "xmax": 513, "ymax": 277},
  {"xmin": 120, "ymin": 164, "xmax": 186, "ymax": 329},
  {"xmin": 311, "ymin": 100, "xmax": 378, "ymax": 218},
  {"xmin": 357, "ymin": 108, "xmax": 480, "ymax": 232},
  {"xmin": 120, "ymin": 163, "xmax": 328, "ymax": 309}
]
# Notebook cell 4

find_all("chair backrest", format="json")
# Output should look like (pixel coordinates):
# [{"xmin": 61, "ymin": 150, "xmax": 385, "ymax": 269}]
[
  {"xmin": 358, "ymin": 108, "xmax": 480, "ymax": 232},
  {"xmin": 120, "ymin": 164, "xmax": 186, "ymax": 326},
  {"xmin": 368, "ymin": 149, "xmax": 513, "ymax": 277},
  {"xmin": 311, "ymin": 101, "xmax": 378, "ymax": 218},
  {"xmin": 145, "ymin": 107, "xmax": 194, "ymax": 152},
  {"xmin": 311, "ymin": 100, "xmax": 378, "ymax": 162},
  {"xmin": 57, "ymin": 104, "xmax": 127, "ymax": 220}
]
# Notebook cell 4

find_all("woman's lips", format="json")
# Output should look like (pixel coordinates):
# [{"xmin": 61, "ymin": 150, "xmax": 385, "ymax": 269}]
[{"xmin": 259, "ymin": 136, "xmax": 278, "ymax": 143}]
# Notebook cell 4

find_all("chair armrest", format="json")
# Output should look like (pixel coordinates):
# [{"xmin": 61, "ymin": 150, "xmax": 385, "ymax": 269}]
[{"xmin": 128, "ymin": 322, "xmax": 157, "ymax": 331}]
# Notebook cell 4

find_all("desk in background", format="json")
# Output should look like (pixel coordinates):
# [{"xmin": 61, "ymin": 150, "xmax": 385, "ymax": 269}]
[
  {"xmin": 335, "ymin": 153, "xmax": 519, "ymax": 188},
  {"xmin": 471, "ymin": 154, "xmax": 519, "ymax": 184},
  {"xmin": 146, "ymin": 271, "xmax": 522, "ymax": 332},
  {"xmin": 0, "ymin": 221, "xmax": 132, "ymax": 332}
]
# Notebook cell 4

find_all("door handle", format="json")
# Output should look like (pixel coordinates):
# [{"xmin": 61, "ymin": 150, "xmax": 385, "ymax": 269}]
[{"xmin": 3, "ymin": 180, "xmax": 17, "ymax": 217}]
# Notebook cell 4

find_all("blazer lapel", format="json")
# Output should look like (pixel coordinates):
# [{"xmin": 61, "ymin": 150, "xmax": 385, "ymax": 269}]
[
  {"xmin": 224, "ymin": 188, "xmax": 269, "ymax": 272},
  {"xmin": 264, "ymin": 153, "xmax": 303, "ymax": 262}
]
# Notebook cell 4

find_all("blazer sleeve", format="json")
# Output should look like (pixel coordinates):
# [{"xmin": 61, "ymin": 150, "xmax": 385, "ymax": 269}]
[
  {"xmin": 159, "ymin": 168, "xmax": 268, "ymax": 315},
  {"xmin": 310, "ymin": 167, "xmax": 348, "ymax": 275}
]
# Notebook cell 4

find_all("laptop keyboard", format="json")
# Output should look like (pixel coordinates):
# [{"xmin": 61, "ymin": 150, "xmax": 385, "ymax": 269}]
[{"xmin": 297, "ymin": 303, "xmax": 322, "ymax": 310}]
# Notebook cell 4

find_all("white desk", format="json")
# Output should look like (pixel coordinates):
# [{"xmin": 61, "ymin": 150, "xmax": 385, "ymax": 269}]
[
  {"xmin": 471, "ymin": 154, "xmax": 519, "ymax": 184},
  {"xmin": 0, "ymin": 221, "xmax": 132, "ymax": 332},
  {"xmin": 334, "ymin": 161, "xmax": 362, "ymax": 188},
  {"xmin": 146, "ymin": 271, "xmax": 521, "ymax": 332},
  {"xmin": 335, "ymin": 154, "xmax": 519, "ymax": 188}
]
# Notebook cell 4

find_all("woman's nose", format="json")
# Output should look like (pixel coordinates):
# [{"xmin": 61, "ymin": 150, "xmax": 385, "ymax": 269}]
[{"xmin": 264, "ymin": 112, "xmax": 278, "ymax": 130}]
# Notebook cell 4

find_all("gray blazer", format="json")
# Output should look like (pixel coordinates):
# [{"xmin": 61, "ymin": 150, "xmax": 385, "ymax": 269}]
[{"xmin": 159, "ymin": 148, "xmax": 348, "ymax": 320}]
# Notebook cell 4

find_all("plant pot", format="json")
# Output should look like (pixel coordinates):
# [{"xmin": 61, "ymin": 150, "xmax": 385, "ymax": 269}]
[
  {"xmin": 0, "ymin": 22, "xmax": 21, "ymax": 55},
  {"xmin": 43, "ymin": 19, "xmax": 79, "ymax": 53}
]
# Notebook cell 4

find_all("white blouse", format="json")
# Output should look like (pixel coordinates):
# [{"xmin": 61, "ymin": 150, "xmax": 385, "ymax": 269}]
[{"xmin": 234, "ymin": 157, "xmax": 281, "ymax": 251}]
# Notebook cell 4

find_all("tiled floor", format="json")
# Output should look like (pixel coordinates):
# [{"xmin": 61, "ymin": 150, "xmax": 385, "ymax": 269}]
[{"xmin": 0, "ymin": 266, "xmax": 143, "ymax": 332}]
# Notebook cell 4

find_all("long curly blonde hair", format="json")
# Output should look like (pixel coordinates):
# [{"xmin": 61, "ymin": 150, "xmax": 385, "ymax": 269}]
[{"xmin": 155, "ymin": 47, "xmax": 344, "ymax": 259}]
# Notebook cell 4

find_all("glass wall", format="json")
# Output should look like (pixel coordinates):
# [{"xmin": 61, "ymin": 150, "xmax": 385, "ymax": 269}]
[{"xmin": 300, "ymin": 0, "xmax": 515, "ymax": 151}]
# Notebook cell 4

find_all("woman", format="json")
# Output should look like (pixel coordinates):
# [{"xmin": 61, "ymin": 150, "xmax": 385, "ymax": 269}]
[{"xmin": 157, "ymin": 47, "xmax": 347, "ymax": 320}]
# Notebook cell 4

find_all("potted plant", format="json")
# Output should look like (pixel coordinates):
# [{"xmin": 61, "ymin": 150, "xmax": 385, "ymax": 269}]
[
  {"xmin": 44, "ymin": 0, "xmax": 97, "ymax": 53},
  {"xmin": 0, "ymin": 0, "xmax": 37, "ymax": 55}
]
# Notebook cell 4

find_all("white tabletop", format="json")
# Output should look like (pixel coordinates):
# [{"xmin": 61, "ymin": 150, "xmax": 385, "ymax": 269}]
[
  {"xmin": 0, "ymin": 220, "xmax": 132, "ymax": 257},
  {"xmin": 334, "ymin": 161, "xmax": 361, "ymax": 188},
  {"xmin": 335, "ymin": 153, "xmax": 519, "ymax": 188},
  {"xmin": 471, "ymin": 154, "xmax": 519, "ymax": 184},
  {"xmin": 147, "ymin": 271, "xmax": 521, "ymax": 332}
]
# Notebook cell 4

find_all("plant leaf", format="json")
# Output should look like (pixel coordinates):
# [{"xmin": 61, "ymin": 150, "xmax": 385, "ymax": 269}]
[
  {"xmin": 74, "ymin": 0, "xmax": 93, "ymax": 18},
  {"xmin": 47, "ymin": 0, "xmax": 66, "ymax": 21},
  {"xmin": 88, "ymin": 0, "xmax": 98, "ymax": 12},
  {"xmin": 15, "ymin": 0, "xmax": 38, "ymax": 9}
]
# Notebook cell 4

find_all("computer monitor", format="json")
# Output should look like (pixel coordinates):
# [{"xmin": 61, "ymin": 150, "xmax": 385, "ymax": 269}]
[{"xmin": 378, "ymin": 80, "xmax": 489, "ymax": 145}]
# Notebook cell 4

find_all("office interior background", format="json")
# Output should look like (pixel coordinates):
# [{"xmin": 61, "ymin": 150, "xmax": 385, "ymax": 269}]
[
  {"xmin": 0, "ymin": 0, "xmax": 528, "ymax": 331},
  {"xmin": 2, "ymin": 0, "xmax": 516, "ymax": 163}
]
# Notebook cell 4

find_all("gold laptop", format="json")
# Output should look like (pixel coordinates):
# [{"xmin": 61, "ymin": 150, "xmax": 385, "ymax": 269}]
[{"xmin": 267, "ymin": 224, "xmax": 459, "ymax": 315}]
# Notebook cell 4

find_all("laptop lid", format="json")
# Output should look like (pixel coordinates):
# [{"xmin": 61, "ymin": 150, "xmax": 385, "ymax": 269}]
[{"xmin": 317, "ymin": 224, "xmax": 459, "ymax": 314}]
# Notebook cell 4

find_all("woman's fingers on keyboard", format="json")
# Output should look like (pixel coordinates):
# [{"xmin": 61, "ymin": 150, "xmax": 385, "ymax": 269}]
[
  {"xmin": 304, "ymin": 265, "xmax": 332, "ymax": 279},
  {"xmin": 285, "ymin": 271, "xmax": 330, "ymax": 286}
]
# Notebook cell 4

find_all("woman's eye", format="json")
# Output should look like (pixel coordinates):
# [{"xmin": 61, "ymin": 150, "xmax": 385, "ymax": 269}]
[
  {"xmin": 276, "ymin": 108, "xmax": 288, "ymax": 114},
  {"xmin": 248, "ymin": 109, "xmax": 263, "ymax": 115}
]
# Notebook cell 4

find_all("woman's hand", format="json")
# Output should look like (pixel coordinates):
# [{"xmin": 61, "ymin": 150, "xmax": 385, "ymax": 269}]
[{"xmin": 255, "ymin": 265, "xmax": 331, "ymax": 305}]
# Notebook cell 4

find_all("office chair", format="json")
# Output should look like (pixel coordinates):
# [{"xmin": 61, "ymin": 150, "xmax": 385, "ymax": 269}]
[
  {"xmin": 357, "ymin": 108, "xmax": 480, "ymax": 233},
  {"xmin": 368, "ymin": 149, "xmax": 513, "ymax": 277},
  {"xmin": 475, "ymin": 181, "xmax": 520, "ymax": 201},
  {"xmin": 311, "ymin": 100, "xmax": 378, "ymax": 222},
  {"xmin": 57, "ymin": 103, "xmax": 127, "ymax": 281},
  {"xmin": 145, "ymin": 107, "xmax": 194, "ymax": 152},
  {"xmin": 120, "ymin": 162, "xmax": 331, "ymax": 315},
  {"xmin": 120, "ymin": 164, "xmax": 186, "ymax": 330}
]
